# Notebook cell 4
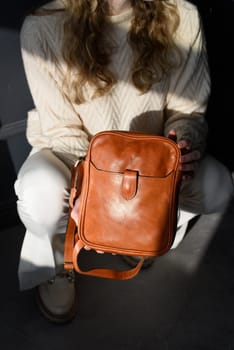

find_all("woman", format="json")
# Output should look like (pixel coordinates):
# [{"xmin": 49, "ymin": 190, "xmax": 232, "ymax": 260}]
[{"xmin": 15, "ymin": 0, "xmax": 234, "ymax": 323}]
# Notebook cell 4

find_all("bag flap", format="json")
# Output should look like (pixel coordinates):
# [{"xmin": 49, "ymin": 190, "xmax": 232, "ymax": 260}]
[{"xmin": 88, "ymin": 131, "xmax": 180, "ymax": 177}]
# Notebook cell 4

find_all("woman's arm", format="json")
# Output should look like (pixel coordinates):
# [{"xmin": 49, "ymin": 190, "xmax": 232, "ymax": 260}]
[
  {"xmin": 164, "ymin": 3, "xmax": 210, "ymax": 156},
  {"xmin": 20, "ymin": 15, "xmax": 90, "ymax": 162}
]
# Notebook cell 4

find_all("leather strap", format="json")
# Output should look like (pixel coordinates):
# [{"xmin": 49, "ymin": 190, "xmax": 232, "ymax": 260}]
[
  {"xmin": 64, "ymin": 160, "xmax": 83, "ymax": 270},
  {"xmin": 72, "ymin": 240, "xmax": 145, "ymax": 280},
  {"xmin": 65, "ymin": 213, "xmax": 145, "ymax": 279},
  {"xmin": 64, "ymin": 214, "xmax": 77, "ymax": 270},
  {"xmin": 69, "ymin": 160, "xmax": 84, "ymax": 209},
  {"xmin": 121, "ymin": 169, "xmax": 138, "ymax": 200}
]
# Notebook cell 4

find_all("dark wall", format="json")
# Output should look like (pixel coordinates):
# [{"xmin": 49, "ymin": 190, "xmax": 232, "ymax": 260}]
[
  {"xmin": 0, "ymin": 1, "xmax": 48, "ymax": 30},
  {"xmin": 0, "ymin": 1, "xmax": 43, "ymax": 227},
  {"xmin": 0, "ymin": 0, "xmax": 233, "ymax": 228},
  {"xmin": 194, "ymin": 0, "xmax": 234, "ymax": 170}
]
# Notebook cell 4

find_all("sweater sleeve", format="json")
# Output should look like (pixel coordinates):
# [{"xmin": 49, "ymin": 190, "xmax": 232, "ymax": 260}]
[
  {"xmin": 164, "ymin": 3, "xmax": 210, "ymax": 154},
  {"xmin": 20, "ymin": 15, "xmax": 90, "ymax": 163}
]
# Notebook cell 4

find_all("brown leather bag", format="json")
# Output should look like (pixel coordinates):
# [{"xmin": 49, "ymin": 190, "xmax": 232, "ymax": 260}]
[{"xmin": 64, "ymin": 131, "xmax": 181, "ymax": 280}]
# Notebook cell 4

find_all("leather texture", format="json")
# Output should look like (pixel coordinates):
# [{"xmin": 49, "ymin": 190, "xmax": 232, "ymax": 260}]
[{"xmin": 64, "ymin": 131, "xmax": 181, "ymax": 280}]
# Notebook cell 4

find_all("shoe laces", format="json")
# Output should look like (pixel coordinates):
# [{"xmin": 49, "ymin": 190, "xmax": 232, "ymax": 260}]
[{"xmin": 48, "ymin": 270, "xmax": 75, "ymax": 284}]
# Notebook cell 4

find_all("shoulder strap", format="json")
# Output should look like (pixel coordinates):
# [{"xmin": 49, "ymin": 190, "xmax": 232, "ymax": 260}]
[{"xmin": 64, "ymin": 160, "xmax": 83, "ymax": 270}]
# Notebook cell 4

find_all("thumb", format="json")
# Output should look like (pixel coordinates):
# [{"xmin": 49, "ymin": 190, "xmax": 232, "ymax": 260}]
[
  {"xmin": 167, "ymin": 129, "xmax": 177, "ymax": 142},
  {"xmin": 71, "ymin": 197, "xmax": 80, "ymax": 225}
]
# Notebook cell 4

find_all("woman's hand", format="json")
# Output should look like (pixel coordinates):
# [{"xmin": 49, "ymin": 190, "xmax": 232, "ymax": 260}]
[
  {"xmin": 71, "ymin": 196, "xmax": 107, "ymax": 254},
  {"xmin": 71, "ymin": 197, "xmax": 80, "ymax": 226},
  {"xmin": 168, "ymin": 129, "xmax": 201, "ymax": 180}
]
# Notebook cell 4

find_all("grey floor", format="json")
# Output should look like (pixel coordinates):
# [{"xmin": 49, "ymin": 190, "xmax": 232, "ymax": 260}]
[{"xmin": 1, "ymin": 199, "xmax": 234, "ymax": 350}]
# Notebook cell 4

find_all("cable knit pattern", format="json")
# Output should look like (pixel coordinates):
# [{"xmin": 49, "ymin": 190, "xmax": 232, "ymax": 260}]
[{"xmin": 20, "ymin": 0, "xmax": 210, "ymax": 164}]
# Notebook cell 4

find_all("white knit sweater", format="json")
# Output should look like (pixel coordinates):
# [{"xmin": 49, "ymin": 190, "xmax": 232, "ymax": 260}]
[{"xmin": 20, "ymin": 0, "xmax": 210, "ymax": 165}]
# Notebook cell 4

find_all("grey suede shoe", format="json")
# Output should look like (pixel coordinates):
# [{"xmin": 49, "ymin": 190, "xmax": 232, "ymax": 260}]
[
  {"xmin": 35, "ymin": 270, "xmax": 77, "ymax": 324},
  {"xmin": 121, "ymin": 255, "xmax": 155, "ymax": 268}
]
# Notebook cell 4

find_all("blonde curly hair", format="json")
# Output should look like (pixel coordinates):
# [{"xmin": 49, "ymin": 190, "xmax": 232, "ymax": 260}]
[{"xmin": 61, "ymin": 0, "xmax": 181, "ymax": 103}]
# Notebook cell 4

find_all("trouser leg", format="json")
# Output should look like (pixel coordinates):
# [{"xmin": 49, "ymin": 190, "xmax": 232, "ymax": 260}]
[
  {"xmin": 14, "ymin": 148, "xmax": 71, "ymax": 290},
  {"xmin": 179, "ymin": 155, "xmax": 234, "ymax": 214},
  {"xmin": 172, "ymin": 154, "xmax": 234, "ymax": 248}
]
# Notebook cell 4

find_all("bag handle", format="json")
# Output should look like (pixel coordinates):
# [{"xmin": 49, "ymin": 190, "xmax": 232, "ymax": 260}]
[
  {"xmin": 64, "ymin": 160, "xmax": 83, "ymax": 270},
  {"xmin": 72, "ymin": 238, "xmax": 145, "ymax": 280},
  {"xmin": 64, "ymin": 214, "xmax": 145, "ymax": 279}
]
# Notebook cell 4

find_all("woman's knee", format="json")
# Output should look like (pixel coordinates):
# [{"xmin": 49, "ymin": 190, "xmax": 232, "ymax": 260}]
[
  {"xmin": 180, "ymin": 155, "xmax": 234, "ymax": 214},
  {"xmin": 14, "ymin": 149, "xmax": 71, "ymax": 230},
  {"xmin": 201, "ymin": 156, "xmax": 234, "ymax": 213}
]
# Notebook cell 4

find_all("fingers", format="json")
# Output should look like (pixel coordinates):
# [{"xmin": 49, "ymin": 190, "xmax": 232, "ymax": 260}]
[
  {"xmin": 177, "ymin": 140, "xmax": 191, "ymax": 155},
  {"xmin": 167, "ymin": 129, "xmax": 177, "ymax": 142},
  {"xmin": 181, "ymin": 172, "xmax": 194, "ymax": 181},
  {"xmin": 72, "ymin": 200, "xmax": 105, "ymax": 254},
  {"xmin": 179, "ymin": 149, "xmax": 200, "ymax": 180},
  {"xmin": 84, "ymin": 245, "xmax": 104, "ymax": 254},
  {"xmin": 180, "ymin": 161, "xmax": 199, "ymax": 172},
  {"xmin": 83, "ymin": 245, "xmax": 116, "ymax": 255},
  {"xmin": 180, "ymin": 149, "xmax": 200, "ymax": 164},
  {"xmin": 177, "ymin": 139, "xmax": 190, "ymax": 148},
  {"xmin": 180, "ymin": 151, "xmax": 200, "ymax": 175}
]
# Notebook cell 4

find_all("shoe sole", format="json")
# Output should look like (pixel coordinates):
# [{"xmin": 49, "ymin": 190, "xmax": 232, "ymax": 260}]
[{"xmin": 35, "ymin": 287, "xmax": 78, "ymax": 324}]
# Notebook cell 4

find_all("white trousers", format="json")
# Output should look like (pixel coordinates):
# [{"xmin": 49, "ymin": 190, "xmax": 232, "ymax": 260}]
[{"xmin": 14, "ymin": 148, "xmax": 234, "ymax": 290}]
